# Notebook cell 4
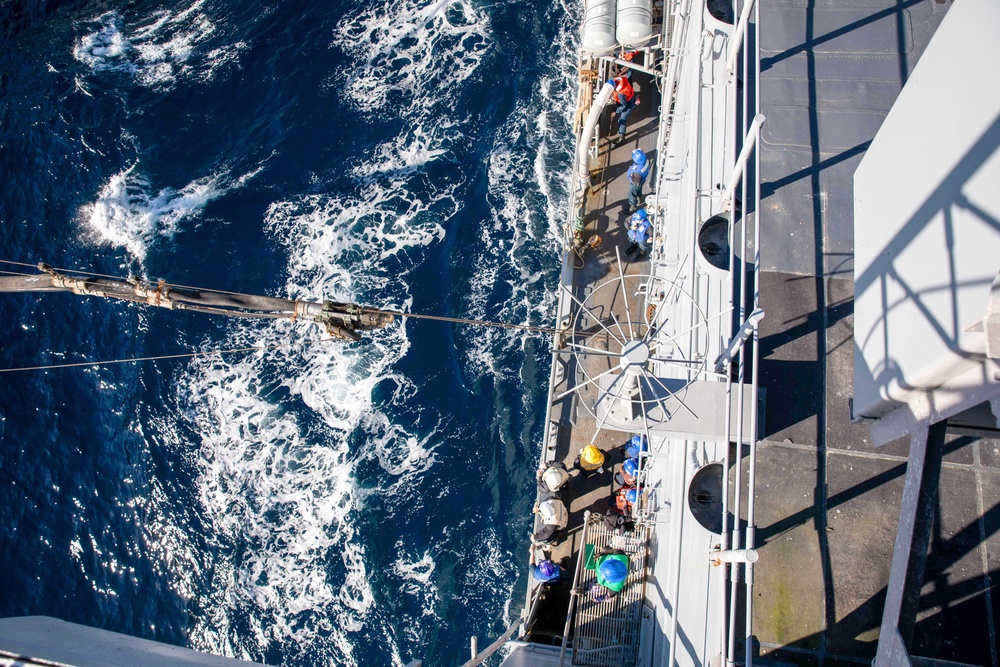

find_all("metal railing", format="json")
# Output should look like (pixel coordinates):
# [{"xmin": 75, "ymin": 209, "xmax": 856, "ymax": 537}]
[
  {"xmin": 724, "ymin": 2, "xmax": 762, "ymax": 666},
  {"xmin": 567, "ymin": 513, "xmax": 650, "ymax": 667}
]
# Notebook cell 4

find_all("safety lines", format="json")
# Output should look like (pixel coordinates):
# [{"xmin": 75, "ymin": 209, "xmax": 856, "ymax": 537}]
[
  {"xmin": 0, "ymin": 339, "xmax": 336, "ymax": 374},
  {"xmin": 365, "ymin": 307, "xmax": 558, "ymax": 336},
  {"xmin": 0, "ymin": 258, "xmax": 559, "ymax": 373}
]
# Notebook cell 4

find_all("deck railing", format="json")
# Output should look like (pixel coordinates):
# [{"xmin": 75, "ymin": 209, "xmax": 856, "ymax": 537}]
[{"xmin": 723, "ymin": 2, "xmax": 762, "ymax": 666}]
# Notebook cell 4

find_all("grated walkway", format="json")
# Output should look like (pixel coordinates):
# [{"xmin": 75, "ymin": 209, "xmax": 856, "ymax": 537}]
[{"xmin": 572, "ymin": 514, "xmax": 650, "ymax": 667}]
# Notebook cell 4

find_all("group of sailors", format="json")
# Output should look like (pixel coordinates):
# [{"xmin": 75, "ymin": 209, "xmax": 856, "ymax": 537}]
[
  {"xmin": 609, "ymin": 50, "xmax": 654, "ymax": 260},
  {"xmin": 527, "ymin": 434, "xmax": 651, "ymax": 599},
  {"xmin": 612, "ymin": 434, "xmax": 649, "ymax": 520},
  {"xmin": 623, "ymin": 148, "xmax": 653, "ymax": 260},
  {"xmin": 526, "ymin": 51, "xmax": 657, "ymax": 603}
]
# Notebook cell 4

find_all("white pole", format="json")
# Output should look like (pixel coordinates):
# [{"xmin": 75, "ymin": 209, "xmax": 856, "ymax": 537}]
[
  {"xmin": 746, "ymin": 5, "xmax": 762, "ymax": 666},
  {"xmin": 721, "ymin": 114, "xmax": 765, "ymax": 208},
  {"xmin": 713, "ymin": 548, "xmax": 760, "ymax": 564},
  {"xmin": 725, "ymin": 0, "xmax": 757, "ymax": 81},
  {"xmin": 714, "ymin": 308, "xmax": 766, "ymax": 373}
]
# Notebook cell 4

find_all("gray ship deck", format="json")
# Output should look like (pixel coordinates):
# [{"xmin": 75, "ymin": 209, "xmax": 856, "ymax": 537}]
[
  {"xmin": 526, "ymin": 64, "xmax": 660, "ymax": 646},
  {"xmin": 751, "ymin": 0, "xmax": 1000, "ymax": 665}
]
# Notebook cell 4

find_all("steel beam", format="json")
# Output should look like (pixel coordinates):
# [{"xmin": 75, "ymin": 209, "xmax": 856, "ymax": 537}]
[{"xmin": 873, "ymin": 420, "xmax": 947, "ymax": 666}]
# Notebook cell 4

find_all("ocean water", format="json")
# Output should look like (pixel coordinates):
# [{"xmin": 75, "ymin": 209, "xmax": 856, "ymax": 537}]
[{"xmin": 0, "ymin": 0, "xmax": 577, "ymax": 664}]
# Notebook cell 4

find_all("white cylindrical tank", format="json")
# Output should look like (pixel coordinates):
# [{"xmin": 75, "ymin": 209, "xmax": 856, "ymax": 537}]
[
  {"xmin": 583, "ymin": 0, "xmax": 617, "ymax": 54},
  {"xmin": 616, "ymin": 0, "xmax": 654, "ymax": 47}
]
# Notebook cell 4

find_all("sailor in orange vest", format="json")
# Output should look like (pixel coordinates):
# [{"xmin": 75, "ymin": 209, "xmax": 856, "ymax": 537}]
[
  {"xmin": 611, "ymin": 49, "xmax": 640, "ymax": 80},
  {"xmin": 608, "ymin": 75, "xmax": 639, "ymax": 145}
]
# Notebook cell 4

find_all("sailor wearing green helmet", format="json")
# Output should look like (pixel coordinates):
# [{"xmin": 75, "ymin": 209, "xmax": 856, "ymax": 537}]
[{"xmin": 596, "ymin": 552, "xmax": 630, "ymax": 593}]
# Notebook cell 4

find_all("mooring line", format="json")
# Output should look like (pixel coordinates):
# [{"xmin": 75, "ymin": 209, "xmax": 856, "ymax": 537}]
[{"xmin": 0, "ymin": 339, "xmax": 334, "ymax": 373}]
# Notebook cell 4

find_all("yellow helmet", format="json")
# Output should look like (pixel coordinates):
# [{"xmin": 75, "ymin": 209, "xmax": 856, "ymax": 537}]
[{"xmin": 582, "ymin": 445, "xmax": 605, "ymax": 467}]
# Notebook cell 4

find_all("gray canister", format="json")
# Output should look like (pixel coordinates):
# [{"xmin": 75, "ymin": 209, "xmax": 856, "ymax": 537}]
[
  {"xmin": 583, "ymin": 0, "xmax": 617, "ymax": 54},
  {"xmin": 616, "ymin": 0, "xmax": 653, "ymax": 47}
]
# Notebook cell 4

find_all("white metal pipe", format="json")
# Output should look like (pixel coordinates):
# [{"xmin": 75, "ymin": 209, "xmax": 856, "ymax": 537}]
[
  {"xmin": 727, "ymin": 37, "xmax": 753, "ymax": 659},
  {"xmin": 746, "ymin": 5, "xmax": 762, "ymax": 666},
  {"xmin": 719, "ymin": 373, "xmax": 734, "ymax": 658},
  {"xmin": 727, "ymin": 54, "xmax": 752, "ymax": 662},
  {"xmin": 721, "ymin": 113, "xmax": 765, "ymax": 206},
  {"xmin": 725, "ymin": 0, "xmax": 757, "ymax": 80},
  {"xmin": 577, "ymin": 82, "xmax": 616, "ymax": 187},
  {"xmin": 715, "ymin": 308, "xmax": 766, "ymax": 373},
  {"xmin": 603, "ymin": 55, "xmax": 661, "ymax": 78},
  {"xmin": 720, "ymin": 20, "xmax": 740, "ymax": 642},
  {"xmin": 713, "ymin": 548, "xmax": 760, "ymax": 564},
  {"xmin": 726, "ymin": 390, "xmax": 744, "ymax": 666}
]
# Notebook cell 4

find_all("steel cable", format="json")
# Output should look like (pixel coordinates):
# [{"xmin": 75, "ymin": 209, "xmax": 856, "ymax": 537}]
[
  {"xmin": 0, "ymin": 258, "xmax": 563, "ymax": 373},
  {"xmin": 0, "ymin": 339, "xmax": 335, "ymax": 373}
]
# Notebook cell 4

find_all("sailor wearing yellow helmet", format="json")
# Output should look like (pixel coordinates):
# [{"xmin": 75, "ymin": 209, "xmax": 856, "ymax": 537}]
[{"xmin": 574, "ymin": 444, "xmax": 607, "ymax": 476}]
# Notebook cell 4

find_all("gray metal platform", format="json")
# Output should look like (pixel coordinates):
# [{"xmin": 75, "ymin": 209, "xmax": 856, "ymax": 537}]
[{"xmin": 751, "ymin": 0, "xmax": 1000, "ymax": 665}]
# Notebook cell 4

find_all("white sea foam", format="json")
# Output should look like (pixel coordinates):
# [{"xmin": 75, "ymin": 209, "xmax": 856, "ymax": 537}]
[
  {"xmin": 459, "ymin": 6, "xmax": 578, "ymax": 383},
  {"xmin": 132, "ymin": 1, "xmax": 581, "ymax": 662},
  {"xmin": 73, "ymin": 5, "xmax": 244, "ymax": 90},
  {"xmin": 332, "ymin": 0, "xmax": 489, "ymax": 115},
  {"xmin": 162, "ymin": 162, "xmax": 456, "ymax": 660},
  {"xmin": 79, "ymin": 161, "xmax": 263, "ymax": 263},
  {"xmin": 352, "ymin": 126, "xmax": 452, "ymax": 183},
  {"xmin": 393, "ymin": 548, "xmax": 439, "ymax": 627},
  {"xmin": 79, "ymin": 164, "xmax": 219, "ymax": 262},
  {"xmin": 167, "ymin": 347, "xmax": 369, "ymax": 660}
]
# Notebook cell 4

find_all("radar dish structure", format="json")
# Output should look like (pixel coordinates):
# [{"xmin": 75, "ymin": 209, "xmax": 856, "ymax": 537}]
[{"xmin": 557, "ymin": 249, "xmax": 718, "ymax": 442}]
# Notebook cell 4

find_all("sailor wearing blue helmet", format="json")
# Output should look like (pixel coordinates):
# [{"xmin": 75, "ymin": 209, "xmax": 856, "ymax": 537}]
[
  {"xmin": 589, "ymin": 550, "xmax": 630, "ymax": 601},
  {"xmin": 622, "ymin": 457, "xmax": 639, "ymax": 484},
  {"xmin": 530, "ymin": 558, "xmax": 565, "ymax": 584},
  {"xmin": 627, "ymin": 149, "xmax": 651, "ymax": 212},
  {"xmin": 615, "ymin": 456, "xmax": 640, "ymax": 486},
  {"xmin": 528, "ymin": 543, "xmax": 566, "ymax": 585},
  {"xmin": 624, "ymin": 433, "xmax": 648, "ymax": 459},
  {"xmin": 625, "ymin": 209, "xmax": 652, "ymax": 258}
]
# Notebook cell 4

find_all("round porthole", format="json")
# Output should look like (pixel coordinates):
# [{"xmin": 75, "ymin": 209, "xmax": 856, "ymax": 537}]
[
  {"xmin": 707, "ymin": 0, "xmax": 735, "ymax": 24},
  {"xmin": 698, "ymin": 214, "xmax": 730, "ymax": 272},
  {"xmin": 688, "ymin": 463, "xmax": 724, "ymax": 534}
]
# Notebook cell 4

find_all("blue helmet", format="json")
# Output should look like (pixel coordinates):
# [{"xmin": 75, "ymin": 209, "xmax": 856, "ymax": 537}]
[
  {"xmin": 626, "ymin": 434, "xmax": 648, "ymax": 458},
  {"xmin": 626, "ymin": 488, "xmax": 639, "ymax": 505},
  {"xmin": 623, "ymin": 458, "xmax": 639, "ymax": 476},
  {"xmin": 631, "ymin": 209, "xmax": 648, "ymax": 225},
  {"xmin": 538, "ymin": 560, "xmax": 559, "ymax": 580},
  {"xmin": 599, "ymin": 558, "xmax": 628, "ymax": 584},
  {"xmin": 631, "ymin": 149, "xmax": 647, "ymax": 167}
]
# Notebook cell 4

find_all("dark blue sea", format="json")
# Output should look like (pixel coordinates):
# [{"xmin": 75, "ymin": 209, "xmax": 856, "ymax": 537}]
[{"xmin": 0, "ymin": 0, "xmax": 577, "ymax": 664}]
